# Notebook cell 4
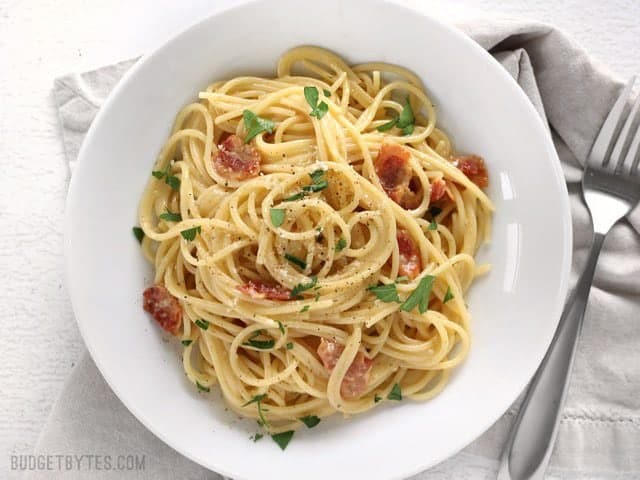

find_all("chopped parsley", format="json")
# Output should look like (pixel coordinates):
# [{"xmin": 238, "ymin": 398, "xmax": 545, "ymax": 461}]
[
  {"xmin": 443, "ymin": 287, "xmax": 454, "ymax": 304},
  {"xmin": 152, "ymin": 162, "xmax": 181, "ymax": 191},
  {"xmin": 194, "ymin": 319, "xmax": 209, "ymax": 330},
  {"xmin": 303, "ymin": 170, "xmax": 328, "ymax": 192},
  {"xmin": 290, "ymin": 275, "xmax": 318, "ymax": 299},
  {"xmin": 196, "ymin": 381, "xmax": 210, "ymax": 392},
  {"xmin": 335, "ymin": 237, "xmax": 347, "ymax": 252},
  {"xmin": 132, "ymin": 226, "xmax": 144, "ymax": 244},
  {"xmin": 250, "ymin": 433, "xmax": 264, "ymax": 442},
  {"xmin": 299, "ymin": 415, "xmax": 321, "ymax": 428},
  {"xmin": 428, "ymin": 219, "xmax": 438, "ymax": 230},
  {"xmin": 374, "ymin": 394, "xmax": 382, "ymax": 403},
  {"xmin": 387, "ymin": 383, "xmax": 402, "ymax": 401},
  {"xmin": 242, "ymin": 109, "xmax": 275, "ymax": 143},
  {"xmin": 180, "ymin": 226, "xmax": 201, "ymax": 241},
  {"xmin": 283, "ymin": 191, "xmax": 306, "ymax": 202},
  {"xmin": 181, "ymin": 339, "xmax": 193, "ymax": 346},
  {"xmin": 400, "ymin": 275, "xmax": 435, "ymax": 314},
  {"xmin": 375, "ymin": 96, "xmax": 415, "ymax": 136},
  {"xmin": 286, "ymin": 342, "xmax": 294, "ymax": 350},
  {"xmin": 270, "ymin": 208, "xmax": 286, "ymax": 227},
  {"xmin": 395, "ymin": 276, "xmax": 409, "ymax": 283},
  {"xmin": 300, "ymin": 305, "xmax": 310, "ymax": 313},
  {"xmin": 271, "ymin": 431, "xmax": 295, "ymax": 450},
  {"xmin": 323, "ymin": 88, "xmax": 331, "ymax": 97},
  {"xmin": 277, "ymin": 321, "xmax": 286, "ymax": 334},
  {"xmin": 304, "ymin": 86, "xmax": 329, "ymax": 120},
  {"xmin": 284, "ymin": 253, "xmax": 307, "ymax": 270},
  {"xmin": 244, "ymin": 338, "xmax": 275, "ymax": 350},
  {"xmin": 285, "ymin": 170, "xmax": 329, "ymax": 201},
  {"xmin": 367, "ymin": 283, "xmax": 400, "ymax": 303},
  {"xmin": 243, "ymin": 394, "xmax": 269, "ymax": 426},
  {"xmin": 159, "ymin": 210, "xmax": 182, "ymax": 222}
]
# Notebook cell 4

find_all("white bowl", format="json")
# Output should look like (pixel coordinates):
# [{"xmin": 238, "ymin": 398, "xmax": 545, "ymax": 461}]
[{"xmin": 65, "ymin": 0, "xmax": 572, "ymax": 478}]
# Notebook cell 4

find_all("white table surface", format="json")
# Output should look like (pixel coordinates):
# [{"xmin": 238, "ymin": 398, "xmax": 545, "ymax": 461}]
[{"xmin": 1, "ymin": 0, "xmax": 639, "ymax": 476}]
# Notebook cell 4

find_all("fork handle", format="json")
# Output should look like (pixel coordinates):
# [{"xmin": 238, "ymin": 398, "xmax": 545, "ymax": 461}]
[{"xmin": 497, "ymin": 232, "xmax": 606, "ymax": 480}]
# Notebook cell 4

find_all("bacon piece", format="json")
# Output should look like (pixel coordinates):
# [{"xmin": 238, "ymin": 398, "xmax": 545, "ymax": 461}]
[
  {"xmin": 453, "ymin": 154, "xmax": 489, "ymax": 188},
  {"xmin": 213, "ymin": 134, "xmax": 261, "ymax": 180},
  {"xmin": 238, "ymin": 279, "xmax": 291, "ymax": 300},
  {"xmin": 374, "ymin": 143, "xmax": 420, "ymax": 209},
  {"xmin": 397, "ymin": 228, "xmax": 422, "ymax": 279},
  {"xmin": 429, "ymin": 179, "xmax": 447, "ymax": 202},
  {"xmin": 142, "ymin": 284, "xmax": 182, "ymax": 335},
  {"xmin": 317, "ymin": 338, "xmax": 373, "ymax": 399}
]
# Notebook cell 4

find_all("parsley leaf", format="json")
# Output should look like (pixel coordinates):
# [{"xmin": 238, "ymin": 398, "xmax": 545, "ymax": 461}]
[
  {"xmin": 272, "ymin": 431, "xmax": 295, "ymax": 450},
  {"xmin": 243, "ymin": 109, "xmax": 275, "ymax": 143},
  {"xmin": 277, "ymin": 321, "xmax": 285, "ymax": 334},
  {"xmin": 376, "ymin": 118, "xmax": 397, "ymax": 132},
  {"xmin": 300, "ymin": 305, "xmax": 310, "ymax": 313},
  {"xmin": 290, "ymin": 276, "xmax": 318, "ymax": 299},
  {"xmin": 285, "ymin": 253, "xmax": 307, "ymax": 270},
  {"xmin": 243, "ymin": 394, "xmax": 269, "ymax": 427},
  {"xmin": 159, "ymin": 210, "xmax": 182, "ymax": 222},
  {"xmin": 165, "ymin": 175, "xmax": 181, "ymax": 191},
  {"xmin": 250, "ymin": 433, "xmax": 264, "ymax": 442},
  {"xmin": 132, "ymin": 227, "xmax": 144, "ymax": 244},
  {"xmin": 152, "ymin": 162, "xmax": 180, "ymax": 191},
  {"xmin": 428, "ymin": 219, "xmax": 438, "ymax": 230},
  {"xmin": 443, "ymin": 287, "xmax": 454, "ymax": 304},
  {"xmin": 335, "ymin": 237, "xmax": 347, "ymax": 252},
  {"xmin": 270, "ymin": 208, "xmax": 286, "ymax": 227},
  {"xmin": 304, "ymin": 86, "xmax": 318, "ymax": 110},
  {"xmin": 400, "ymin": 275, "xmax": 435, "ymax": 314},
  {"xmin": 323, "ymin": 89, "xmax": 331, "ymax": 97},
  {"xmin": 286, "ymin": 342, "xmax": 294, "ymax": 350},
  {"xmin": 304, "ymin": 86, "xmax": 329, "ymax": 120},
  {"xmin": 181, "ymin": 339, "xmax": 193, "ymax": 346},
  {"xmin": 299, "ymin": 169, "xmax": 328, "ymax": 195},
  {"xmin": 402, "ymin": 124, "xmax": 415, "ymax": 136},
  {"xmin": 243, "ymin": 393, "xmax": 267, "ymax": 407},
  {"xmin": 181, "ymin": 226, "xmax": 201, "ymax": 241},
  {"xmin": 195, "ymin": 319, "xmax": 209, "ymax": 330},
  {"xmin": 387, "ymin": 383, "xmax": 402, "ymax": 401},
  {"xmin": 196, "ymin": 381, "xmax": 210, "ymax": 392},
  {"xmin": 367, "ymin": 283, "xmax": 400, "ymax": 303},
  {"xmin": 309, "ymin": 169, "xmax": 326, "ymax": 183},
  {"xmin": 244, "ymin": 338, "xmax": 275, "ymax": 350},
  {"xmin": 396, "ymin": 96, "xmax": 415, "ymax": 131},
  {"xmin": 299, "ymin": 415, "xmax": 321, "ymax": 428},
  {"xmin": 284, "ymin": 191, "xmax": 306, "ymax": 202}
]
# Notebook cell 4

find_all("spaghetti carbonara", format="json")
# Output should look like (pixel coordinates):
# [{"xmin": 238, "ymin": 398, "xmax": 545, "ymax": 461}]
[{"xmin": 135, "ymin": 46, "xmax": 492, "ymax": 446}]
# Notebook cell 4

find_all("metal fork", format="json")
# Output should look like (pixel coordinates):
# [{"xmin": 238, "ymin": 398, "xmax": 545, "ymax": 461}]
[{"xmin": 497, "ymin": 77, "xmax": 640, "ymax": 480}]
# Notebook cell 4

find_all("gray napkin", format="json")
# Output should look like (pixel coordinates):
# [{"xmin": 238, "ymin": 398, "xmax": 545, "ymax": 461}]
[{"xmin": 33, "ymin": 18, "xmax": 640, "ymax": 480}]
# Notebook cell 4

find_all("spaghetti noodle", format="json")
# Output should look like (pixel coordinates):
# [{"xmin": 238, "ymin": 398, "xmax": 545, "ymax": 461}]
[{"xmin": 136, "ymin": 46, "xmax": 493, "ymax": 439}]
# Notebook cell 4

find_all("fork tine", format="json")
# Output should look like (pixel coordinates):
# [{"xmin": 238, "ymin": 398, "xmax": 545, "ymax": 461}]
[
  {"xmin": 613, "ymin": 93, "xmax": 640, "ymax": 175},
  {"xmin": 625, "ymin": 116, "xmax": 640, "ymax": 176},
  {"xmin": 588, "ymin": 76, "xmax": 636, "ymax": 169}
]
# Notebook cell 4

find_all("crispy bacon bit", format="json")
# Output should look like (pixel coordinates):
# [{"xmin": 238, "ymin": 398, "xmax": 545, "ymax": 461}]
[
  {"xmin": 453, "ymin": 154, "xmax": 489, "ymax": 188},
  {"xmin": 143, "ymin": 284, "xmax": 182, "ymax": 335},
  {"xmin": 317, "ymin": 338, "xmax": 373, "ymax": 399},
  {"xmin": 238, "ymin": 279, "xmax": 291, "ymax": 301},
  {"xmin": 213, "ymin": 134, "xmax": 261, "ymax": 180},
  {"xmin": 374, "ymin": 143, "xmax": 420, "ymax": 209},
  {"xmin": 397, "ymin": 228, "xmax": 422, "ymax": 279},
  {"xmin": 429, "ymin": 179, "xmax": 447, "ymax": 202}
]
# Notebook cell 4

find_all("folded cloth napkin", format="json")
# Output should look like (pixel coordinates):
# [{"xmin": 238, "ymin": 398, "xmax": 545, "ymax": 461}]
[{"xmin": 31, "ymin": 17, "xmax": 640, "ymax": 480}]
